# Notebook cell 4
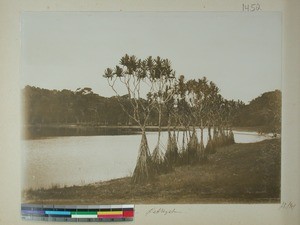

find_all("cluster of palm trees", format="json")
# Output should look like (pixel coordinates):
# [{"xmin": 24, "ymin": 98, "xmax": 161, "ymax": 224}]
[
  {"xmin": 103, "ymin": 54, "xmax": 243, "ymax": 184},
  {"xmin": 169, "ymin": 76, "xmax": 242, "ymax": 163}
]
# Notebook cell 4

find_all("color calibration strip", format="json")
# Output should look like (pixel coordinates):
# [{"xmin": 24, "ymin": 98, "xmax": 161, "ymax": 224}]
[{"xmin": 21, "ymin": 204, "xmax": 134, "ymax": 222}]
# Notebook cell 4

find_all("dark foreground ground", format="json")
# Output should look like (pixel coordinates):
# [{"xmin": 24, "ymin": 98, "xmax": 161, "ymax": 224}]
[{"xmin": 23, "ymin": 138, "xmax": 280, "ymax": 204}]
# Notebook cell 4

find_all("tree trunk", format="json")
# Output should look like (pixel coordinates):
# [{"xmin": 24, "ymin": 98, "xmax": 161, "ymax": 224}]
[
  {"xmin": 165, "ymin": 130, "xmax": 179, "ymax": 169},
  {"xmin": 187, "ymin": 129, "xmax": 198, "ymax": 164},
  {"xmin": 151, "ymin": 107, "xmax": 165, "ymax": 173},
  {"xmin": 208, "ymin": 125, "xmax": 212, "ymax": 140},
  {"xmin": 200, "ymin": 119, "xmax": 204, "ymax": 145},
  {"xmin": 132, "ymin": 129, "xmax": 153, "ymax": 184}
]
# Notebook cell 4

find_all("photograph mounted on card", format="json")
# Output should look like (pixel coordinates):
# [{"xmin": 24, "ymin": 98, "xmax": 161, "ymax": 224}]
[{"xmin": 21, "ymin": 11, "xmax": 281, "ymax": 205}]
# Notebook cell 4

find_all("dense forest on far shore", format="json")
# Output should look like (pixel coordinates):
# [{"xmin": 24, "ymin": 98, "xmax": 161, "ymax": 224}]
[{"xmin": 22, "ymin": 85, "xmax": 281, "ymax": 134}]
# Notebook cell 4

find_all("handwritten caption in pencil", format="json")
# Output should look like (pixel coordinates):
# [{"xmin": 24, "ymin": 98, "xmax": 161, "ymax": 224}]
[
  {"xmin": 145, "ymin": 208, "xmax": 182, "ymax": 216},
  {"xmin": 279, "ymin": 201, "xmax": 296, "ymax": 210}
]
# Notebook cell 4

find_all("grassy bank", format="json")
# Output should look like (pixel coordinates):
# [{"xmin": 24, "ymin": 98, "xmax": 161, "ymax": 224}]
[{"xmin": 23, "ymin": 138, "xmax": 280, "ymax": 204}]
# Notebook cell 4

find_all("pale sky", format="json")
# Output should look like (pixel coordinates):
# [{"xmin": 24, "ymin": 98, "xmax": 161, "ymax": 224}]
[{"xmin": 21, "ymin": 12, "xmax": 281, "ymax": 103}]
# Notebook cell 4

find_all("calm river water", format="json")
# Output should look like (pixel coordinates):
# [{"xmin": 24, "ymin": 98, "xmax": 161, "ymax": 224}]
[{"xmin": 22, "ymin": 130, "xmax": 271, "ymax": 190}]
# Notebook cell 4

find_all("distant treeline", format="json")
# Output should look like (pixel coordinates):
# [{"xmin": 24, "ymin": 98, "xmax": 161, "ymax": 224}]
[
  {"xmin": 235, "ymin": 90, "xmax": 281, "ymax": 133},
  {"xmin": 22, "ymin": 86, "xmax": 281, "ymax": 133}
]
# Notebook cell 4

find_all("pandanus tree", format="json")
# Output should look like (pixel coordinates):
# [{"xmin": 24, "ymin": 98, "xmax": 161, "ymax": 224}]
[
  {"xmin": 172, "ymin": 76, "xmax": 207, "ymax": 164},
  {"xmin": 184, "ymin": 79, "xmax": 201, "ymax": 163},
  {"xmin": 175, "ymin": 75, "xmax": 193, "ymax": 139},
  {"xmin": 147, "ymin": 57, "xmax": 177, "ymax": 173},
  {"xmin": 212, "ymin": 95, "xmax": 228, "ymax": 148},
  {"xmin": 206, "ymin": 94, "xmax": 240, "ymax": 152},
  {"xmin": 173, "ymin": 75, "xmax": 193, "ymax": 163},
  {"xmin": 103, "ymin": 54, "xmax": 156, "ymax": 183},
  {"xmin": 185, "ymin": 78, "xmax": 211, "ymax": 161},
  {"xmin": 204, "ymin": 81, "xmax": 220, "ymax": 153},
  {"xmin": 164, "ymin": 86, "xmax": 179, "ymax": 168},
  {"xmin": 103, "ymin": 54, "xmax": 176, "ymax": 183},
  {"xmin": 196, "ymin": 80, "xmax": 210, "ymax": 143},
  {"xmin": 176, "ymin": 77, "xmax": 229, "ymax": 156}
]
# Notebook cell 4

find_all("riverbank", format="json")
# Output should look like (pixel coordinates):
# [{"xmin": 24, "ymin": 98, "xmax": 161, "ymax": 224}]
[
  {"xmin": 24, "ymin": 124, "xmax": 263, "ymax": 139},
  {"xmin": 23, "ymin": 138, "xmax": 280, "ymax": 204}
]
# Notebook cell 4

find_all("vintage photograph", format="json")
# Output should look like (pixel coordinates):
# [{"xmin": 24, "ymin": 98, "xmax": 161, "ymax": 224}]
[{"xmin": 21, "ymin": 12, "xmax": 281, "ymax": 204}]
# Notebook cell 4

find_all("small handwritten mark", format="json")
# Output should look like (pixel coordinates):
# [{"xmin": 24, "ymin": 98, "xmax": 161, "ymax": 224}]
[
  {"xmin": 279, "ymin": 201, "xmax": 296, "ymax": 210},
  {"xmin": 145, "ymin": 208, "xmax": 182, "ymax": 216}
]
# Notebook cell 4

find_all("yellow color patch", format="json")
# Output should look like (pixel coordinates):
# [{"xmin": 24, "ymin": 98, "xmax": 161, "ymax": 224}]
[{"xmin": 97, "ymin": 211, "xmax": 123, "ymax": 215}]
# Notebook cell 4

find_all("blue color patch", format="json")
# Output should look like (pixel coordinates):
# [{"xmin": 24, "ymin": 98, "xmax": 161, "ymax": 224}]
[{"xmin": 45, "ymin": 211, "xmax": 71, "ymax": 216}]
